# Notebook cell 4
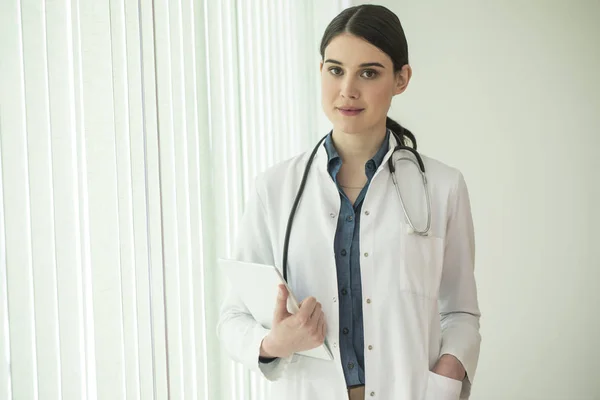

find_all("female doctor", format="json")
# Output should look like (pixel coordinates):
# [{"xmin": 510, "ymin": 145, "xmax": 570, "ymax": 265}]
[{"xmin": 217, "ymin": 5, "xmax": 481, "ymax": 400}]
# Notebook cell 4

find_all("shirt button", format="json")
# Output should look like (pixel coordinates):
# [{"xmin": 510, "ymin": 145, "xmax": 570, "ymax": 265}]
[
  {"xmin": 366, "ymin": 298, "xmax": 371, "ymax": 304},
  {"xmin": 341, "ymin": 288, "xmax": 348, "ymax": 295},
  {"xmin": 346, "ymin": 215, "xmax": 353, "ymax": 222},
  {"xmin": 368, "ymin": 345, "xmax": 373, "ymax": 350},
  {"xmin": 364, "ymin": 252, "xmax": 369, "ymax": 257},
  {"xmin": 341, "ymin": 249, "xmax": 347, "ymax": 256},
  {"xmin": 342, "ymin": 327, "xmax": 349, "ymax": 335},
  {"xmin": 348, "ymin": 362, "xmax": 354, "ymax": 370}
]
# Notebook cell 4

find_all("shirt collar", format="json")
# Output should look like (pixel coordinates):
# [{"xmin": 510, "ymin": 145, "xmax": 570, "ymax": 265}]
[{"xmin": 324, "ymin": 129, "xmax": 390, "ymax": 174}]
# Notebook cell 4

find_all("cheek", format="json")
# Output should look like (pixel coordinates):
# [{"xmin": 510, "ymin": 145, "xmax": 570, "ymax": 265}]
[
  {"xmin": 321, "ymin": 77, "xmax": 338, "ymax": 102},
  {"xmin": 366, "ymin": 84, "xmax": 393, "ymax": 111}
]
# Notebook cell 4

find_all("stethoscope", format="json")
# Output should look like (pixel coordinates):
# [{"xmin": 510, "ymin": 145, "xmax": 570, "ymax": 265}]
[{"xmin": 282, "ymin": 128, "xmax": 431, "ymax": 282}]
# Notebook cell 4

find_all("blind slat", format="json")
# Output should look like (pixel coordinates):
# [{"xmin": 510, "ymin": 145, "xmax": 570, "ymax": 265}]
[
  {"xmin": 22, "ymin": 0, "xmax": 63, "ymax": 395},
  {"xmin": 0, "ymin": 143, "xmax": 12, "ymax": 400},
  {"xmin": 1, "ymin": 0, "xmax": 39, "ymax": 397},
  {"xmin": 77, "ymin": 0, "xmax": 127, "ymax": 397}
]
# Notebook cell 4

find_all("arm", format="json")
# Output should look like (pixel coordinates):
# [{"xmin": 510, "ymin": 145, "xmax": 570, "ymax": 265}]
[
  {"xmin": 435, "ymin": 171, "xmax": 482, "ymax": 399},
  {"xmin": 216, "ymin": 176, "xmax": 294, "ymax": 380}
]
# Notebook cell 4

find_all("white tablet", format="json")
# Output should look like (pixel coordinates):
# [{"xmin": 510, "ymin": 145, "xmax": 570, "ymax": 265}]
[{"xmin": 218, "ymin": 258, "xmax": 334, "ymax": 361}]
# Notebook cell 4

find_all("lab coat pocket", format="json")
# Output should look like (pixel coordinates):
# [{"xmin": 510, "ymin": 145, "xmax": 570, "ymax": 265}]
[
  {"xmin": 399, "ymin": 226, "xmax": 444, "ymax": 298},
  {"xmin": 425, "ymin": 371, "xmax": 462, "ymax": 400}
]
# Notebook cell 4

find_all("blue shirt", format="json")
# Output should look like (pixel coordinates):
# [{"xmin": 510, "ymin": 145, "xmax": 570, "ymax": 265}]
[{"xmin": 324, "ymin": 130, "xmax": 390, "ymax": 387}]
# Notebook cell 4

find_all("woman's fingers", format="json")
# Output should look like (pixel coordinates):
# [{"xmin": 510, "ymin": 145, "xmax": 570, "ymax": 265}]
[
  {"xmin": 310, "ymin": 302, "xmax": 322, "ymax": 320},
  {"xmin": 298, "ymin": 297, "xmax": 318, "ymax": 323},
  {"xmin": 316, "ymin": 312, "xmax": 325, "ymax": 341}
]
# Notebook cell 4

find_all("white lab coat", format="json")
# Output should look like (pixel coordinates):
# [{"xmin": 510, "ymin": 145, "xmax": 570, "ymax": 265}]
[{"xmin": 217, "ymin": 133, "xmax": 481, "ymax": 400}]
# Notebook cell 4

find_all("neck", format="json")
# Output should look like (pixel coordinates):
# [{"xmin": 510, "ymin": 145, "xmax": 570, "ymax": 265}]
[{"xmin": 331, "ymin": 126, "xmax": 388, "ymax": 165}]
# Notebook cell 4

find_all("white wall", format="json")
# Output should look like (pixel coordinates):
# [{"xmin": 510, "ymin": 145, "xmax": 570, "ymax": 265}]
[{"xmin": 353, "ymin": 1, "xmax": 600, "ymax": 399}]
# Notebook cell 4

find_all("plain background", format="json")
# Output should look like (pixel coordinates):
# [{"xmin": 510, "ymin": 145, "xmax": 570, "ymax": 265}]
[{"xmin": 351, "ymin": 1, "xmax": 600, "ymax": 399}]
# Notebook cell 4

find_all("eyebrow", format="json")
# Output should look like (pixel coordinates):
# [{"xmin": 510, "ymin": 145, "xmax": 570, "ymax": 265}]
[{"xmin": 324, "ymin": 59, "xmax": 386, "ymax": 69}]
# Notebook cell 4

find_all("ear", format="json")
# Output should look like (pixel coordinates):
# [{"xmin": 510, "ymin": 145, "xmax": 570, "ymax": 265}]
[
  {"xmin": 319, "ymin": 61, "xmax": 324, "ymax": 73},
  {"xmin": 393, "ymin": 64, "xmax": 412, "ymax": 96}
]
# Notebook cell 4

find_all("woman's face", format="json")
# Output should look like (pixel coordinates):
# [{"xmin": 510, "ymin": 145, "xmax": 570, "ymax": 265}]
[{"xmin": 320, "ymin": 33, "xmax": 410, "ymax": 135}]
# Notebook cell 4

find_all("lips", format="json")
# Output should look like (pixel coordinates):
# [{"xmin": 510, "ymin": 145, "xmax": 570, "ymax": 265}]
[
  {"xmin": 338, "ymin": 107, "xmax": 363, "ymax": 111},
  {"xmin": 337, "ymin": 107, "xmax": 364, "ymax": 116}
]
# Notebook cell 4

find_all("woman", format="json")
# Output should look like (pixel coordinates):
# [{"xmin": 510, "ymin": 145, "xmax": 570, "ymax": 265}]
[{"xmin": 217, "ymin": 5, "xmax": 481, "ymax": 400}]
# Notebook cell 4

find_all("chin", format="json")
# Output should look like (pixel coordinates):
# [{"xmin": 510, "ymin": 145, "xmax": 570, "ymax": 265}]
[{"xmin": 333, "ymin": 122, "xmax": 366, "ymax": 135}]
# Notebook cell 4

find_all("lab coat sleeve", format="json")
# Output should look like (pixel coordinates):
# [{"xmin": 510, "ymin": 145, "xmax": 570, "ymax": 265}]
[
  {"xmin": 439, "ymin": 171, "xmax": 482, "ymax": 399},
  {"xmin": 216, "ymin": 175, "xmax": 294, "ymax": 381}
]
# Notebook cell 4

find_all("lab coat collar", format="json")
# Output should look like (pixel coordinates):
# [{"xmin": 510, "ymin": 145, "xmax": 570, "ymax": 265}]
[{"xmin": 314, "ymin": 128, "xmax": 401, "ymax": 175}]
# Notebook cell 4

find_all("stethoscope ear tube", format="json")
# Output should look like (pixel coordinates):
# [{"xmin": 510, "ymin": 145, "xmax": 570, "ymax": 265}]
[
  {"xmin": 388, "ymin": 129, "xmax": 425, "ymax": 173},
  {"xmin": 282, "ymin": 134, "xmax": 329, "ymax": 282},
  {"xmin": 388, "ymin": 145, "xmax": 425, "ymax": 173}
]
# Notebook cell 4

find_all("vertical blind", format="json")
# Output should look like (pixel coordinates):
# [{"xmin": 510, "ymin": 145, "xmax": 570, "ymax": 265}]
[{"xmin": 0, "ymin": 0, "xmax": 349, "ymax": 399}]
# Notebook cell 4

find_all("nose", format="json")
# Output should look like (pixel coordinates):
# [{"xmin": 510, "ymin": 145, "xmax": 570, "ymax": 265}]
[{"xmin": 340, "ymin": 76, "xmax": 360, "ymax": 100}]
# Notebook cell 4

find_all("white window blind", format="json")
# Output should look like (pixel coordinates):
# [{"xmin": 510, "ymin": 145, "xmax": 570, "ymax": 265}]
[{"xmin": 0, "ymin": 0, "xmax": 349, "ymax": 399}]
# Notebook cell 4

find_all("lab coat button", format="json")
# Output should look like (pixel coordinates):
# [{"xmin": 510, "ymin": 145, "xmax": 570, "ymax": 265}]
[
  {"xmin": 333, "ymin": 342, "xmax": 338, "ymax": 348},
  {"xmin": 368, "ymin": 345, "xmax": 373, "ymax": 350},
  {"xmin": 370, "ymin": 391, "xmax": 375, "ymax": 397},
  {"xmin": 364, "ymin": 252, "xmax": 369, "ymax": 257},
  {"xmin": 333, "ymin": 297, "xmax": 337, "ymax": 303},
  {"xmin": 364, "ymin": 210, "xmax": 370, "ymax": 216},
  {"xmin": 330, "ymin": 212, "xmax": 336, "ymax": 218},
  {"xmin": 366, "ymin": 298, "xmax": 371, "ymax": 304}
]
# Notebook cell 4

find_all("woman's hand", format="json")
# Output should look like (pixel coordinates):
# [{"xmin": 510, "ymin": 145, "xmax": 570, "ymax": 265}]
[
  {"xmin": 432, "ymin": 354, "xmax": 466, "ymax": 381},
  {"xmin": 260, "ymin": 284, "xmax": 327, "ymax": 358}
]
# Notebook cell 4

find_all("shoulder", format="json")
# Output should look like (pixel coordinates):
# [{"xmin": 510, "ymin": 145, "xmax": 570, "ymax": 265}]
[
  {"xmin": 253, "ymin": 150, "xmax": 312, "ymax": 195},
  {"xmin": 420, "ymin": 154, "xmax": 464, "ymax": 184},
  {"xmin": 419, "ymin": 153, "xmax": 471, "ymax": 203}
]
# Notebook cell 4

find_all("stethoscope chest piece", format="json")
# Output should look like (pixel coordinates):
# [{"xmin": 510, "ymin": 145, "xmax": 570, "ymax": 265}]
[{"xmin": 406, "ymin": 225, "xmax": 430, "ymax": 236}]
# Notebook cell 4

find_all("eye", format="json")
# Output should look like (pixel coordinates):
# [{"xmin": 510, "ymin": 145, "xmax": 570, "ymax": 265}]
[
  {"xmin": 361, "ymin": 69, "xmax": 378, "ymax": 79},
  {"xmin": 328, "ymin": 67, "xmax": 343, "ymax": 76}
]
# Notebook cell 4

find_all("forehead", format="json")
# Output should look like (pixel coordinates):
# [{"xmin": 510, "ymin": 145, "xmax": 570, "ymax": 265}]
[{"xmin": 323, "ymin": 33, "xmax": 392, "ymax": 67}]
